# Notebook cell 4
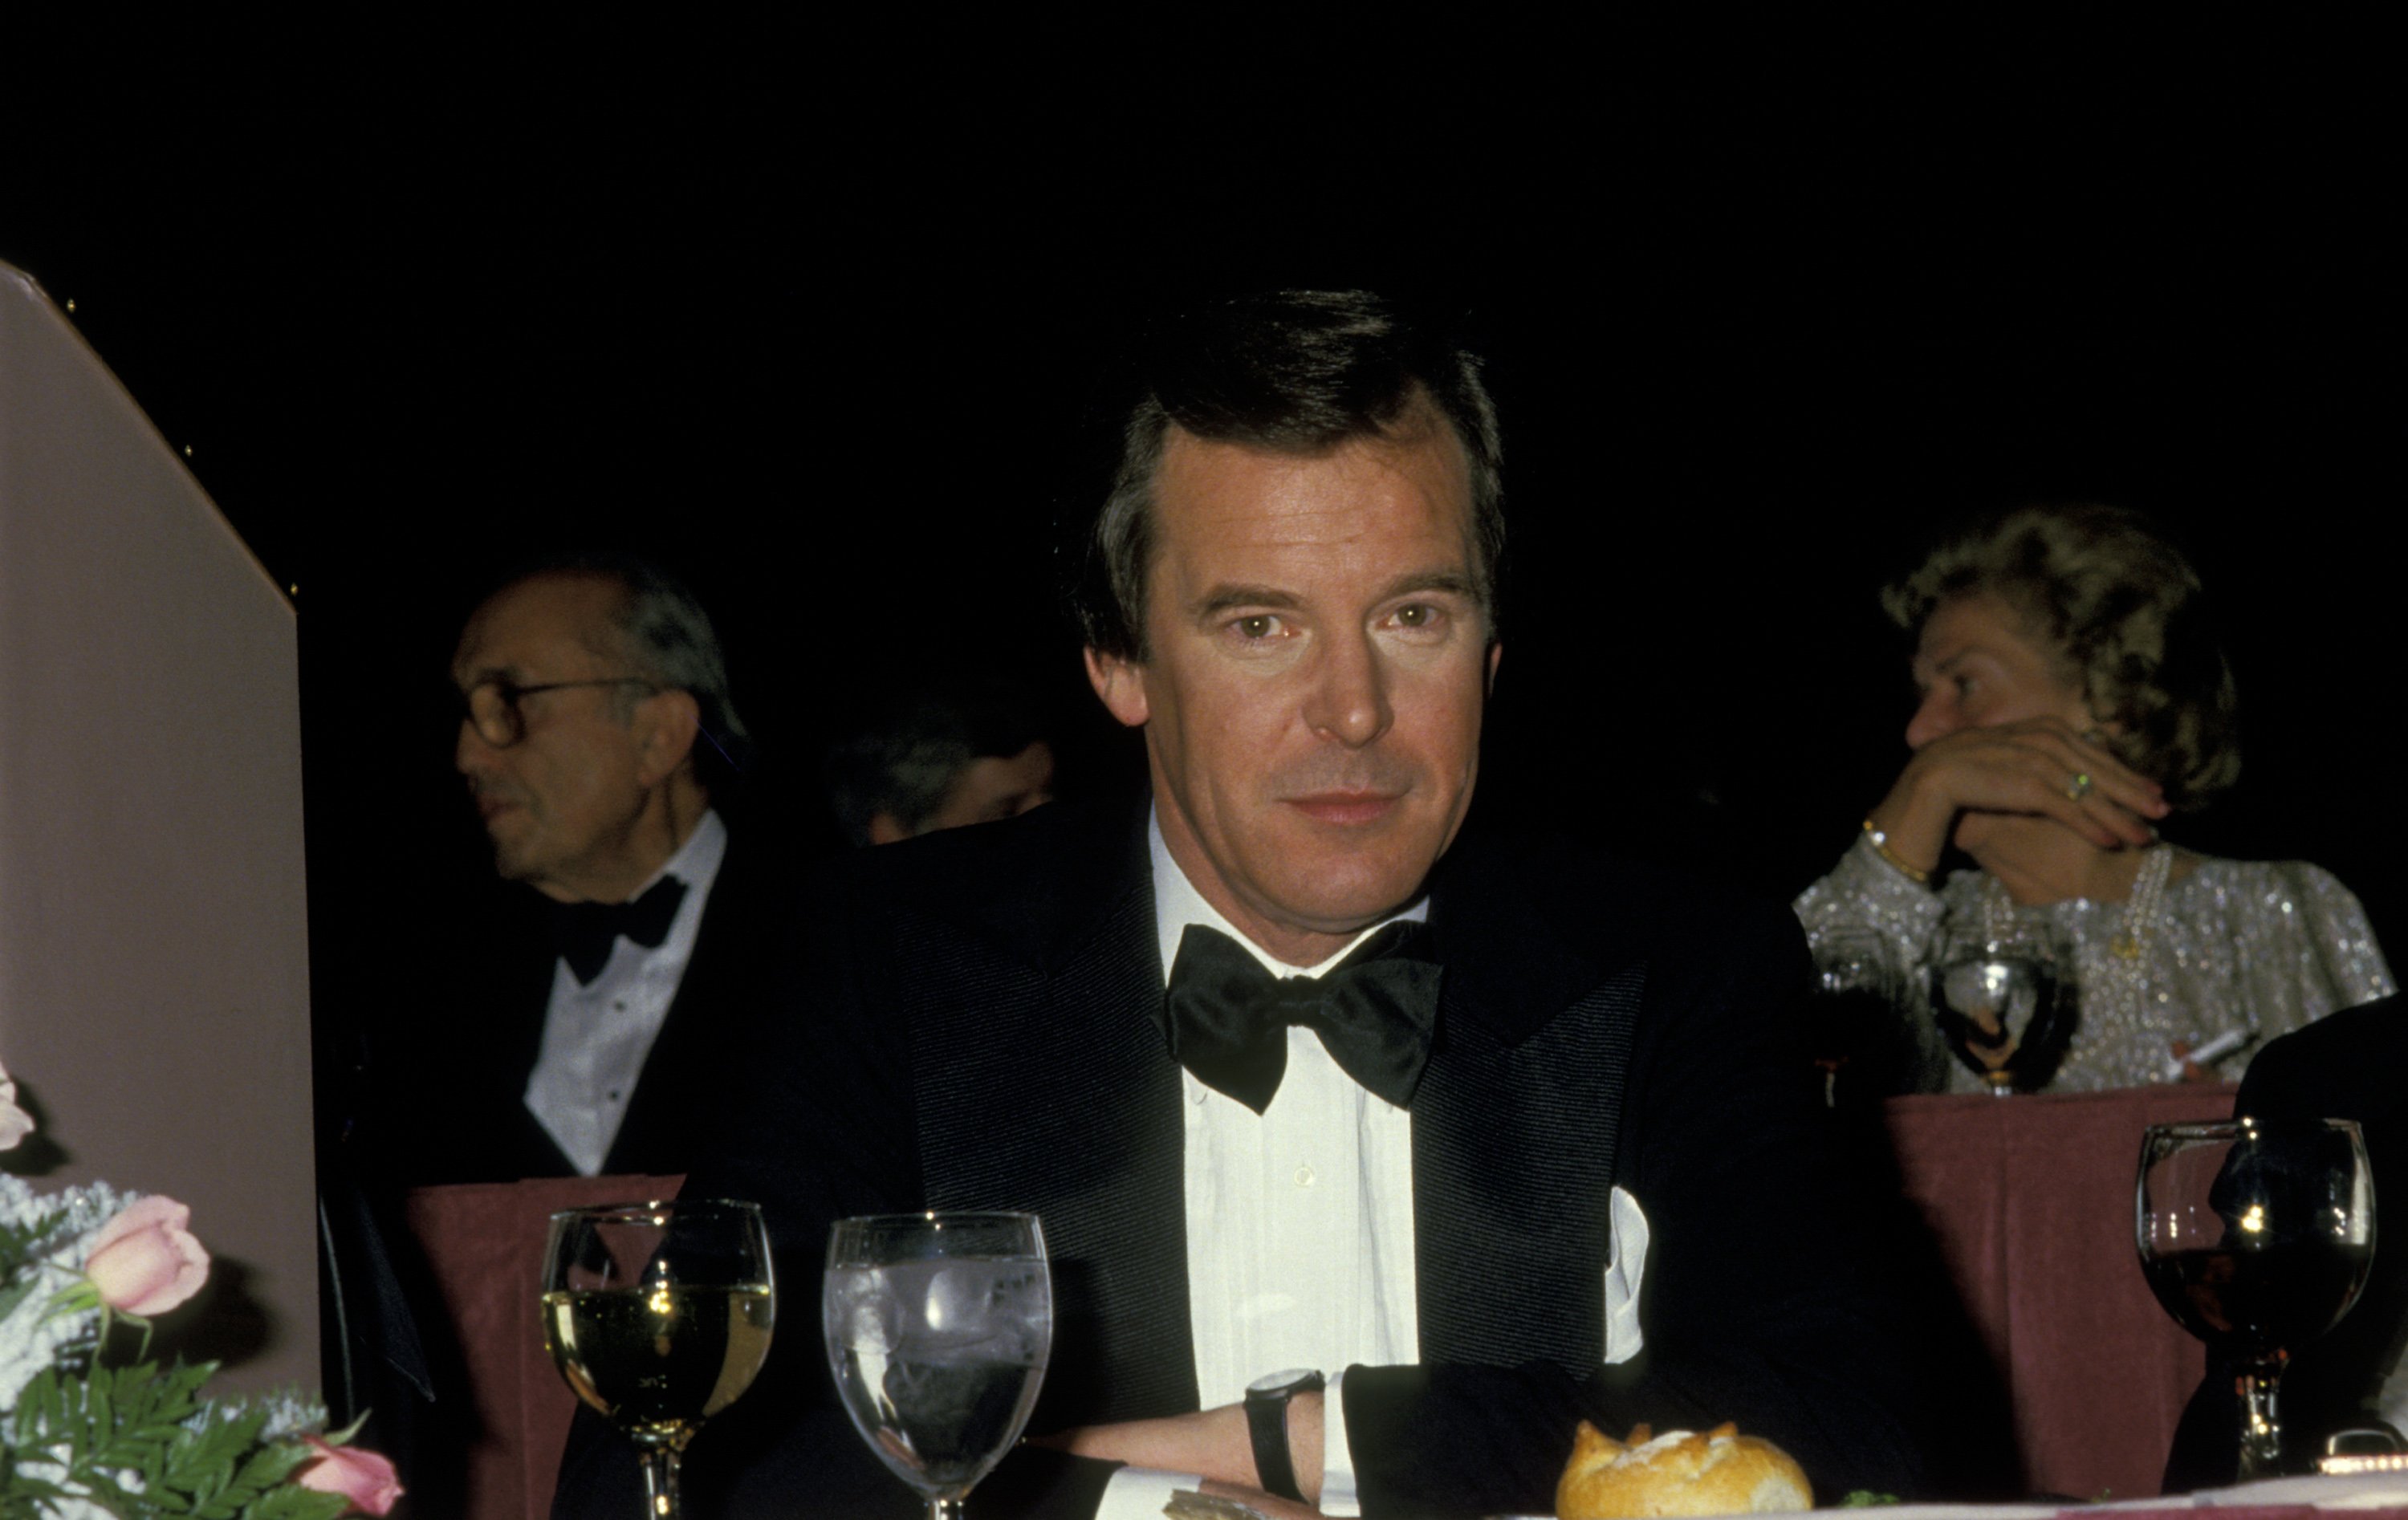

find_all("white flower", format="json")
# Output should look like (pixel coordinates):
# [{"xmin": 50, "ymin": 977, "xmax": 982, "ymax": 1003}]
[
  {"xmin": 188, "ymin": 1386, "xmax": 328, "ymax": 1442},
  {"xmin": 0, "ymin": 1286, "xmax": 98, "ymax": 1413},
  {"xmin": 258, "ymin": 1388, "xmax": 327, "ymax": 1441},
  {"xmin": 9, "ymin": 1456, "xmax": 118, "ymax": 1519},
  {"xmin": 0, "ymin": 1176, "xmax": 131, "ymax": 1413},
  {"xmin": 0, "ymin": 1170, "xmax": 50, "ymax": 1229}
]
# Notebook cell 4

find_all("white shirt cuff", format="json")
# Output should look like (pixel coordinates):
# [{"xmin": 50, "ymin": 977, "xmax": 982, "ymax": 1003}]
[
  {"xmin": 1321, "ymin": 1367, "xmax": 1361, "ymax": 1515},
  {"xmin": 1096, "ymin": 1466, "xmax": 1203, "ymax": 1518}
]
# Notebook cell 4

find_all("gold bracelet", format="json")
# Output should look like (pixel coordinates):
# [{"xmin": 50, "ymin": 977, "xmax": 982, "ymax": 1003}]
[{"xmin": 1861, "ymin": 818, "xmax": 1932, "ymax": 885}]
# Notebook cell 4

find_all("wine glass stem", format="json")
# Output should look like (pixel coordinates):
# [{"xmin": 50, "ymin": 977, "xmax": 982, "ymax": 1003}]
[
  {"xmin": 640, "ymin": 1446, "xmax": 682, "ymax": 1518},
  {"xmin": 2236, "ymin": 1359, "xmax": 2285, "ymax": 1481},
  {"xmin": 926, "ymin": 1502, "xmax": 965, "ymax": 1520}
]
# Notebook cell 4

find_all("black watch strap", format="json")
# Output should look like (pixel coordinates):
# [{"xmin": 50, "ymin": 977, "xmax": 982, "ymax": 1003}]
[{"xmin": 1243, "ymin": 1369, "xmax": 1324, "ymax": 1502}]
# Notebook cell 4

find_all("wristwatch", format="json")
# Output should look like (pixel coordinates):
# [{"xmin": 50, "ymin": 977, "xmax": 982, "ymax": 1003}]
[{"xmin": 1243, "ymin": 1367, "xmax": 1325, "ymax": 1502}]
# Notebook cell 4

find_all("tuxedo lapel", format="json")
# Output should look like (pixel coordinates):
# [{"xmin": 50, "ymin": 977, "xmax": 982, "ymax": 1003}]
[
  {"xmin": 1413, "ymin": 832, "xmax": 1645, "ymax": 1374},
  {"xmin": 872, "ymin": 808, "xmax": 1652, "ymax": 1409},
  {"xmin": 897, "ymin": 799, "xmax": 1202, "ymax": 1425},
  {"xmin": 481, "ymin": 896, "xmax": 581, "ymax": 1179},
  {"xmin": 498, "ymin": 902, "xmax": 564, "ymax": 1079}
]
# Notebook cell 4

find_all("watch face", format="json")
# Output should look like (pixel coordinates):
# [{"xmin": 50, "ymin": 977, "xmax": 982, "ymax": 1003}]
[{"xmin": 1247, "ymin": 1367, "xmax": 1324, "ymax": 1396}]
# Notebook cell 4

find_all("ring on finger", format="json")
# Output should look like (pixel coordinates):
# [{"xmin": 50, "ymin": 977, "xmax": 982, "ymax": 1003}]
[{"xmin": 2066, "ymin": 771, "xmax": 2094, "ymax": 802}]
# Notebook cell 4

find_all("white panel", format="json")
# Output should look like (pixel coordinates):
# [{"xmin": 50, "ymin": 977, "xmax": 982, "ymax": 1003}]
[{"xmin": 0, "ymin": 262, "xmax": 315, "ymax": 1394}]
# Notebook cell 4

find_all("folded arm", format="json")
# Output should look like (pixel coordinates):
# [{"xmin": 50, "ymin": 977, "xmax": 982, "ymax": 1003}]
[{"xmin": 1038, "ymin": 902, "xmax": 1927, "ymax": 1518}]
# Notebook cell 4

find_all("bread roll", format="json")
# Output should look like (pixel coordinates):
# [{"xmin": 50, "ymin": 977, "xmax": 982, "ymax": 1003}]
[{"xmin": 1555, "ymin": 1420, "xmax": 1813, "ymax": 1518}]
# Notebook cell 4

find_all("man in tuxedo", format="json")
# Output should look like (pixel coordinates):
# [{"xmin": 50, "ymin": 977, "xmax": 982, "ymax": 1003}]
[
  {"xmin": 823, "ymin": 681, "xmax": 1058, "ymax": 847},
  {"xmin": 394, "ymin": 554, "xmax": 763, "ymax": 1184},
  {"xmin": 557, "ymin": 293, "xmax": 1923, "ymax": 1517}
]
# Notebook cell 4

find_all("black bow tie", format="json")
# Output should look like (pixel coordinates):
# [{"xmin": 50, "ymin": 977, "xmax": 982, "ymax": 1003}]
[
  {"xmin": 1160, "ymin": 921, "xmax": 1442, "ymax": 1115},
  {"xmin": 549, "ymin": 875, "xmax": 689, "ymax": 986}
]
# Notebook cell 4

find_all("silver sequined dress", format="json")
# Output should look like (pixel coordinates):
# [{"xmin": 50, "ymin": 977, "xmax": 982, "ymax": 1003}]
[{"xmin": 1793, "ymin": 835, "xmax": 2396, "ymax": 1093}]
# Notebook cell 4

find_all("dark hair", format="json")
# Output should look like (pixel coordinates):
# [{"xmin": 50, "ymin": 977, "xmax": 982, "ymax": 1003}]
[
  {"xmin": 822, "ymin": 686, "xmax": 1048, "ymax": 847},
  {"xmin": 1884, "ymin": 504, "xmax": 2240, "ymax": 810},
  {"xmin": 1072, "ymin": 291, "xmax": 1506, "ymax": 660},
  {"xmin": 495, "ymin": 552, "xmax": 753, "ymax": 791}
]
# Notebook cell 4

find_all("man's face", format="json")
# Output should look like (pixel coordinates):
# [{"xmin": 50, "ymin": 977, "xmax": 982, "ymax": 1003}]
[
  {"xmin": 867, "ymin": 740, "xmax": 1058, "ymax": 846},
  {"xmin": 927, "ymin": 742, "xmax": 1057, "ymax": 832},
  {"xmin": 1087, "ymin": 421, "xmax": 1499, "ymax": 964},
  {"xmin": 452, "ymin": 574, "xmax": 662, "ymax": 902}
]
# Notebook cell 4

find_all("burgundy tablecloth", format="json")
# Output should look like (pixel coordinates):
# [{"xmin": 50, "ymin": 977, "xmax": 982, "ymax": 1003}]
[
  {"xmin": 1884, "ymin": 1085, "xmax": 2238, "ymax": 1502},
  {"xmin": 405, "ymin": 1173, "xmax": 685, "ymax": 1520}
]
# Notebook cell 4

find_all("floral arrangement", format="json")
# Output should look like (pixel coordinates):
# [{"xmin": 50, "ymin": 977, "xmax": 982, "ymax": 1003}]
[{"xmin": 0, "ymin": 1061, "xmax": 400, "ymax": 1518}]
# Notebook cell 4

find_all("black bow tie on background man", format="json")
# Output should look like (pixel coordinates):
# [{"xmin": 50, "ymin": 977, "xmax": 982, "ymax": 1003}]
[
  {"xmin": 548, "ymin": 875, "xmax": 689, "ymax": 986},
  {"xmin": 1160, "ymin": 921, "xmax": 1442, "ymax": 1114}
]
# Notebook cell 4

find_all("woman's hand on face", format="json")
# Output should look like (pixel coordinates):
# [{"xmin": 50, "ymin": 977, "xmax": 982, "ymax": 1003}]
[{"xmin": 1867, "ymin": 718, "xmax": 2170, "ymax": 874}]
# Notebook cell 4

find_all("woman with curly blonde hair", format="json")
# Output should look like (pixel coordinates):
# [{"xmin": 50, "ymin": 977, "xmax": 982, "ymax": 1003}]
[{"xmin": 1796, "ymin": 504, "xmax": 2392, "ymax": 1092}]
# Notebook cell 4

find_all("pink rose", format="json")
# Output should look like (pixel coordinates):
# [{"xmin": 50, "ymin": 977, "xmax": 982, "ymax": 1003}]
[
  {"xmin": 0, "ymin": 1060, "xmax": 31, "ymax": 1151},
  {"xmin": 84, "ymin": 1195, "xmax": 210, "ymax": 1316},
  {"xmin": 295, "ymin": 1437, "xmax": 404, "ymax": 1515}
]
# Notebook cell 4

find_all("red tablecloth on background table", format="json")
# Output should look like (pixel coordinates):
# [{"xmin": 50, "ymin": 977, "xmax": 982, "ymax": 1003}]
[
  {"xmin": 405, "ymin": 1173, "xmax": 685, "ymax": 1520},
  {"xmin": 1885, "ymin": 1084, "xmax": 2237, "ymax": 1503}
]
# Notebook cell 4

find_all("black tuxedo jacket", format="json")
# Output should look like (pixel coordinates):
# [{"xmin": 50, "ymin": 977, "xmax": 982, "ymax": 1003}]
[
  {"xmin": 558, "ymin": 795, "xmax": 1922, "ymax": 1518},
  {"xmin": 374, "ymin": 823, "xmax": 787, "ymax": 1187},
  {"xmin": 335, "ymin": 823, "xmax": 814, "ymax": 1515},
  {"xmin": 2166, "ymin": 993, "xmax": 2408, "ymax": 1489}
]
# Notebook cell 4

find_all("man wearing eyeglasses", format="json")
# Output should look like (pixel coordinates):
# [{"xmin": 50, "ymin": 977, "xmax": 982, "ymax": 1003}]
[{"xmin": 421, "ymin": 554, "xmax": 756, "ymax": 1184}]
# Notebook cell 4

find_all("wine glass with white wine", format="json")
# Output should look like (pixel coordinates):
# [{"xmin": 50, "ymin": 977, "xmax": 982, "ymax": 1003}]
[
  {"xmin": 541, "ymin": 1199, "xmax": 777, "ymax": 1520},
  {"xmin": 824, "ymin": 1212, "xmax": 1052, "ymax": 1519}
]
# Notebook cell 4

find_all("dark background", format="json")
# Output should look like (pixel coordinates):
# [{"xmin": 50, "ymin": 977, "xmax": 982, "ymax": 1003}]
[{"xmin": 5, "ymin": 30, "xmax": 2400, "ymax": 1079}]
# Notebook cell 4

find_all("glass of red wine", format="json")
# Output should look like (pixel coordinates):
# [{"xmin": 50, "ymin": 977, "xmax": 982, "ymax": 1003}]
[
  {"xmin": 1809, "ymin": 930, "xmax": 1929, "ymax": 1106},
  {"xmin": 2138, "ymin": 1119, "xmax": 2374, "ymax": 1481}
]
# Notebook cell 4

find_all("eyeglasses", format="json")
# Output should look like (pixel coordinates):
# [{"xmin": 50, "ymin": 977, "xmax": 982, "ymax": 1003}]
[{"xmin": 458, "ymin": 677, "xmax": 657, "ymax": 749}]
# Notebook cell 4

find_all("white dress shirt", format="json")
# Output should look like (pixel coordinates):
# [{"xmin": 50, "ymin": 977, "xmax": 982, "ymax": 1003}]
[
  {"xmin": 523, "ymin": 810, "xmax": 727, "ymax": 1177},
  {"xmin": 1097, "ymin": 811, "xmax": 1424, "ymax": 1518},
  {"xmin": 1096, "ymin": 812, "xmax": 1654, "ymax": 1518}
]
